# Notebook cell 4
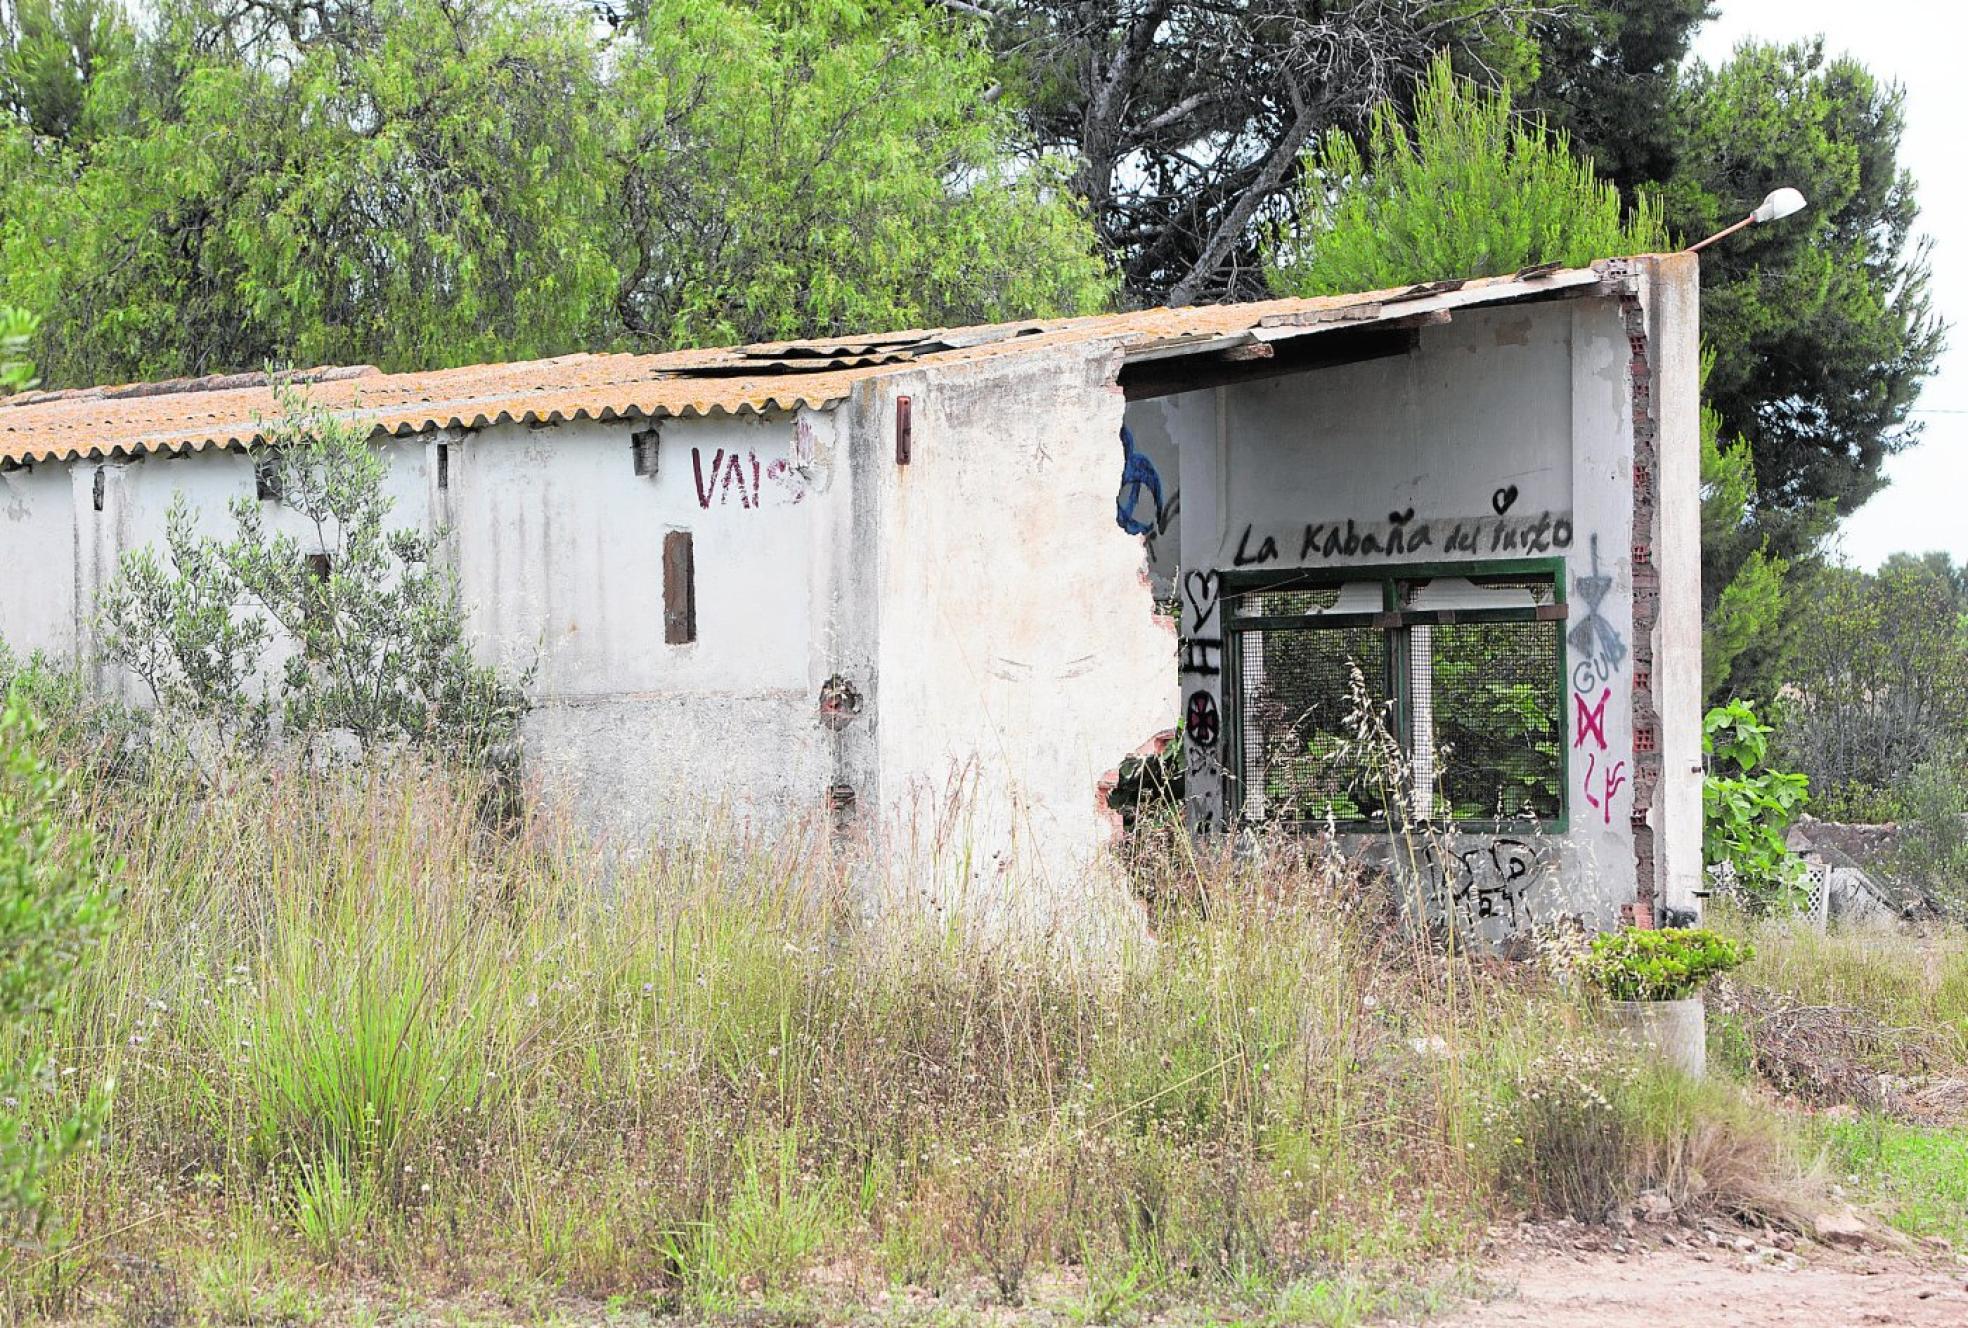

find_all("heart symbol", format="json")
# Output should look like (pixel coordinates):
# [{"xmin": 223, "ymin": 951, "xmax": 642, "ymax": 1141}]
[
  {"xmin": 1183, "ymin": 569, "xmax": 1221, "ymax": 628},
  {"xmin": 1388, "ymin": 507, "xmax": 1415, "ymax": 524},
  {"xmin": 1491, "ymin": 485, "xmax": 1519, "ymax": 516}
]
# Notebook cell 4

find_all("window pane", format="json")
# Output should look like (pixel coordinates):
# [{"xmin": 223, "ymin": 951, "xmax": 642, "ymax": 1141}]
[
  {"xmin": 1427, "ymin": 621, "xmax": 1562, "ymax": 822},
  {"xmin": 1235, "ymin": 625, "xmax": 1393, "ymax": 826}
]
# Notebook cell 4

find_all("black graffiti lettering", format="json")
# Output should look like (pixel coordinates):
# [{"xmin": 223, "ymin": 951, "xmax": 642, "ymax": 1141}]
[
  {"xmin": 1489, "ymin": 838, "xmax": 1533, "ymax": 882},
  {"xmin": 1183, "ymin": 569, "xmax": 1220, "ymax": 630},
  {"xmin": 1232, "ymin": 525, "xmax": 1278, "ymax": 567},
  {"xmin": 1233, "ymin": 510, "xmax": 1568, "ymax": 566},
  {"xmin": 1180, "ymin": 638, "xmax": 1223, "ymax": 677},
  {"xmin": 1423, "ymin": 837, "xmax": 1549, "ymax": 932},
  {"xmin": 1525, "ymin": 511, "xmax": 1555, "ymax": 553},
  {"xmin": 1572, "ymin": 656, "xmax": 1612, "ymax": 694}
]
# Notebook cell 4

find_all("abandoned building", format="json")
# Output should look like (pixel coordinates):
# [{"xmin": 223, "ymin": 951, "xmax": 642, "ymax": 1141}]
[{"xmin": 0, "ymin": 254, "xmax": 1701, "ymax": 942}]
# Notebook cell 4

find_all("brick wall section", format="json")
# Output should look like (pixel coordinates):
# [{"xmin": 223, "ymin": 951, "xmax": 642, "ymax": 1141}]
[{"xmin": 1624, "ymin": 292, "xmax": 1662, "ymax": 926}]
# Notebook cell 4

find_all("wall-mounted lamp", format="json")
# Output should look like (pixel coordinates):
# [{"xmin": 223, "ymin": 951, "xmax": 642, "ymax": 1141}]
[{"xmin": 1686, "ymin": 187, "xmax": 1808, "ymax": 253}]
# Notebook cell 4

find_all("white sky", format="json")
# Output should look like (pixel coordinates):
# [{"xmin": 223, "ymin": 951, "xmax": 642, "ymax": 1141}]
[{"xmin": 1691, "ymin": 2, "xmax": 1967, "ymax": 570}]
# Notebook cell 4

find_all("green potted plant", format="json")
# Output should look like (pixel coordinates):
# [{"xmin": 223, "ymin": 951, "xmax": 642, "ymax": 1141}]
[{"xmin": 1579, "ymin": 927, "xmax": 1752, "ymax": 1078}]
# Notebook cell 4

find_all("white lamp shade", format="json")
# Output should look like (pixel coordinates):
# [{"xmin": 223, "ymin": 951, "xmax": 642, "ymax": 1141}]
[{"xmin": 1752, "ymin": 187, "xmax": 1807, "ymax": 224}]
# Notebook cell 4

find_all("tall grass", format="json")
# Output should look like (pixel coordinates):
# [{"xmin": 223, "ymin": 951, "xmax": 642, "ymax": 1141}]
[
  {"xmin": 4, "ymin": 752, "xmax": 1801, "ymax": 1320},
  {"xmin": 1728, "ymin": 913, "xmax": 1968, "ymax": 1056}
]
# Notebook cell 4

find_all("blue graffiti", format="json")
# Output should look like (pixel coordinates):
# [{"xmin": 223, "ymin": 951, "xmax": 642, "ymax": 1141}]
[{"xmin": 1115, "ymin": 424, "xmax": 1165, "ymax": 536}]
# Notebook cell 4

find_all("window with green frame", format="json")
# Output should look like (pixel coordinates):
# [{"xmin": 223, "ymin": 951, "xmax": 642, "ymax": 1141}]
[{"xmin": 1221, "ymin": 563, "xmax": 1567, "ymax": 830}]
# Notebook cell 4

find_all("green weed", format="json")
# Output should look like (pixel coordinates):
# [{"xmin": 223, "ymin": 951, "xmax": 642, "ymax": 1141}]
[{"xmin": 1821, "ymin": 1117, "xmax": 1968, "ymax": 1245}]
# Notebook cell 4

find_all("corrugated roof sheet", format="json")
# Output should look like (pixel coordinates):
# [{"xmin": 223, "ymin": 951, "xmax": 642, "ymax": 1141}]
[{"xmin": 0, "ymin": 262, "xmax": 1620, "ymax": 467}]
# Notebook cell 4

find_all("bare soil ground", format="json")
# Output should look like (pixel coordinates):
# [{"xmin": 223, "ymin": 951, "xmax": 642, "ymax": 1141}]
[{"xmin": 1431, "ymin": 1241, "xmax": 1968, "ymax": 1327}]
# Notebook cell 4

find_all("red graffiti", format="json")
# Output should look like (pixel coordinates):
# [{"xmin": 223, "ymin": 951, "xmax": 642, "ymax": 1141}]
[
  {"xmin": 721, "ymin": 450, "xmax": 751, "ymax": 507},
  {"xmin": 692, "ymin": 447, "xmax": 722, "ymax": 507},
  {"xmin": 1582, "ymin": 752, "xmax": 1629, "ymax": 825},
  {"xmin": 1573, "ymin": 686, "xmax": 1610, "ymax": 751},
  {"xmin": 692, "ymin": 447, "xmax": 807, "ymax": 509}
]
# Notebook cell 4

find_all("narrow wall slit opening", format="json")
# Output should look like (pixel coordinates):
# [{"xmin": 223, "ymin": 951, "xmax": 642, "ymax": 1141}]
[{"xmin": 663, "ymin": 530, "xmax": 695, "ymax": 644}]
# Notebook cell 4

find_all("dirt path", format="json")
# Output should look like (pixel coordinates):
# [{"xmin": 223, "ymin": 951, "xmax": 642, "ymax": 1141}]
[{"xmin": 1428, "ymin": 1243, "xmax": 1968, "ymax": 1327}]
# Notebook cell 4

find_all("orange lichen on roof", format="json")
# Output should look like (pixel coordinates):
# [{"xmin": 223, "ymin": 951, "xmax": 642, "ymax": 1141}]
[{"xmin": 0, "ymin": 263, "xmax": 1619, "ymax": 467}]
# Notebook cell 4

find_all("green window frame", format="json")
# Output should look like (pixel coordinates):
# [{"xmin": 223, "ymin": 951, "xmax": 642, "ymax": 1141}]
[{"xmin": 1219, "ymin": 559, "xmax": 1570, "ymax": 833}]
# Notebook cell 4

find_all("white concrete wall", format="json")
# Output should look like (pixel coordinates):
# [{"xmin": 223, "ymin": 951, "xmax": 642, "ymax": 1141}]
[
  {"xmin": 0, "ymin": 441, "xmax": 430, "ymax": 691},
  {"xmin": 0, "ymin": 462, "xmax": 78, "ymax": 660},
  {"xmin": 850, "ymin": 345, "xmax": 1178, "ymax": 946},
  {"xmin": 1642, "ymin": 254, "xmax": 1705, "ymax": 922},
  {"xmin": 445, "ymin": 413, "xmax": 837, "ymax": 843},
  {"xmin": 1130, "ymin": 290, "xmax": 1686, "ymax": 942}
]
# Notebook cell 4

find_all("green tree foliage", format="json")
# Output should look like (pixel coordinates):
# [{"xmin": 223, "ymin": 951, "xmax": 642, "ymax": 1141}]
[
  {"xmin": 985, "ymin": 0, "xmax": 1542, "ymax": 304},
  {"xmin": 1702, "ymin": 699, "xmax": 1809, "ymax": 911},
  {"xmin": 1530, "ymin": 25, "xmax": 1944, "ymax": 701},
  {"xmin": 1699, "ymin": 377, "xmax": 1790, "ymax": 702},
  {"xmin": 1267, "ymin": 56, "xmax": 1666, "ymax": 296},
  {"xmin": 2, "ymin": 0, "xmax": 618, "ymax": 378},
  {"xmin": 1776, "ymin": 554, "xmax": 1968, "ymax": 813},
  {"xmin": 612, "ymin": 0, "xmax": 1108, "ymax": 347},
  {"xmin": 0, "ymin": 0, "xmax": 1110, "ymax": 386},
  {"xmin": 0, "ymin": 302, "xmax": 33, "ymax": 391},
  {"xmin": 96, "ymin": 387, "xmax": 529, "ymax": 765},
  {"xmin": 0, "ymin": 0, "xmax": 131, "ymax": 142},
  {"xmin": 0, "ymin": 689, "xmax": 114, "ymax": 1242},
  {"xmin": 1520, "ymin": 0, "xmax": 1712, "ymax": 203},
  {"xmin": 1666, "ymin": 42, "xmax": 1943, "ymax": 583},
  {"xmin": 1888, "ymin": 761, "xmax": 1968, "ymax": 922}
]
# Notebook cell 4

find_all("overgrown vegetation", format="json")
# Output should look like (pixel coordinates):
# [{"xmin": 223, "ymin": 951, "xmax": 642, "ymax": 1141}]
[
  {"xmin": 1822, "ymin": 1119, "xmax": 1968, "ymax": 1247},
  {"xmin": 1776, "ymin": 553, "xmax": 1968, "ymax": 817},
  {"xmin": 0, "ymin": 708, "xmax": 1812, "ymax": 1321},
  {"xmin": 0, "ymin": 689, "xmax": 116, "ymax": 1253},
  {"xmin": 95, "ymin": 388, "xmax": 529, "ymax": 770},
  {"xmin": 1703, "ymin": 700, "xmax": 1811, "ymax": 912},
  {"xmin": 1888, "ymin": 763, "xmax": 1968, "ymax": 923}
]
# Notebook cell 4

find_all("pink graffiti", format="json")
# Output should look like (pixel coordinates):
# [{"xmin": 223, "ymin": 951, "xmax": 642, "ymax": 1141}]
[
  {"xmin": 1573, "ymin": 686, "xmax": 1610, "ymax": 751},
  {"xmin": 1582, "ymin": 752, "xmax": 1629, "ymax": 826},
  {"xmin": 692, "ymin": 447, "xmax": 806, "ymax": 510}
]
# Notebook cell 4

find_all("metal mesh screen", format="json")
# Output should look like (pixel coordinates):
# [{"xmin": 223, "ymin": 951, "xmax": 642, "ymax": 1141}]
[
  {"xmin": 1425, "ymin": 620, "xmax": 1563, "ymax": 822},
  {"xmin": 1235, "ymin": 625, "xmax": 1394, "ymax": 826},
  {"xmin": 1233, "ymin": 584, "xmax": 1343, "ymax": 616}
]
